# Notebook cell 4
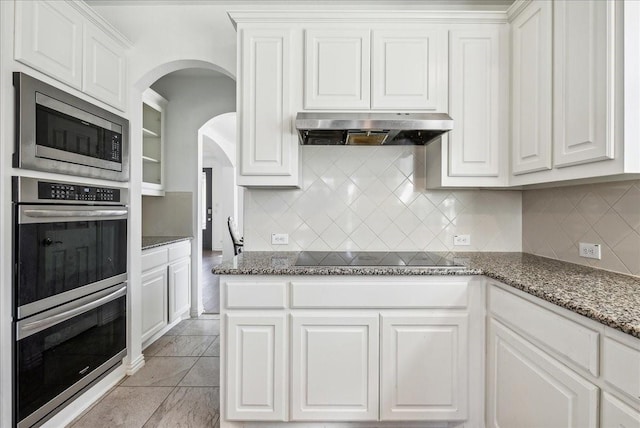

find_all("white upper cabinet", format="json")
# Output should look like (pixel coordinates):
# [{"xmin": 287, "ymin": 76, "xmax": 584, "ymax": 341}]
[
  {"xmin": 371, "ymin": 29, "xmax": 447, "ymax": 111},
  {"xmin": 553, "ymin": 0, "xmax": 613, "ymax": 168},
  {"xmin": 83, "ymin": 25, "xmax": 127, "ymax": 110},
  {"xmin": 14, "ymin": 0, "xmax": 129, "ymax": 111},
  {"xmin": 237, "ymin": 27, "xmax": 299, "ymax": 187},
  {"xmin": 511, "ymin": 0, "xmax": 552, "ymax": 175},
  {"xmin": 14, "ymin": 0, "xmax": 84, "ymax": 89},
  {"xmin": 304, "ymin": 29, "xmax": 370, "ymax": 110}
]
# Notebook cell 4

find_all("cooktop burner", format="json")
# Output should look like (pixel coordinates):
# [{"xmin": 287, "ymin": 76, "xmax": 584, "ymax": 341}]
[{"xmin": 294, "ymin": 251, "xmax": 464, "ymax": 268}]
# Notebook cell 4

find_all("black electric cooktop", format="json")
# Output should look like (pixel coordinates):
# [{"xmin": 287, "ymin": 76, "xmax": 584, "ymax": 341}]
[{"xmin": 294, "ymin": 251, "xmax": 464, "ymax": 267}]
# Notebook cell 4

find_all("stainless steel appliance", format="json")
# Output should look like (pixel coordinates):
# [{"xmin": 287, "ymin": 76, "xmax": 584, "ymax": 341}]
[
  {"xmin": 14, "ymin": 72, "xmax": 129, "ymax": 181},
  {"xmin": 13, "ymin": 177, "xmax": 128, "ymax": 428},
  {"xmin": 295, "ymin": 112, "xmax": 453, "ymax": 145},
  {"xmin": 295, "ymin": 251, "xmax": 465, "ymax": 268}
]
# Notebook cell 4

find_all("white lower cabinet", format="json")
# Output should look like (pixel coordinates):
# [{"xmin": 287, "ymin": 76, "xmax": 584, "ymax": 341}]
[
  {"xmin": 168, "ymin": 257, "xmax": 191, "ymax": 323},
  {"xmin": 226, "ymin": 314, "xmax": 286, "ymax": 421},
  {"xmin": 291, "ymin": 314, "xmax": 379, "ymax": 421},
  {"xmin": 141, "ymin": 266, "xmax": 168, "ymax": 343},
  {"xmin": 380, "ymin": 314, "xmax": 468, "ymax": 421},
  {"xmin": 601, "ymin": 392, "xmax": 640, "ymax": 428},
  {"xmin": 487, "ymin": 318, "xmax": 599, "ymax": 428}
]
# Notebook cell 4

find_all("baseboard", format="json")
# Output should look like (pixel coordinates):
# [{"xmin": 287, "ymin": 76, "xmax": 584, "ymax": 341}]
[{"xmin": 125, "ymin": 353, "xmax": 145, "ymax": 376}]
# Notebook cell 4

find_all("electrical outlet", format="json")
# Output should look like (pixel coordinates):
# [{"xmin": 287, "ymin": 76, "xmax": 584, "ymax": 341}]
[
  {"xmin": 579, "ymin": 242, "xmax": 601, "ymax": 260},
  {"xmin": 453, "ymin": 234, "xmax": 471, "ymax": 246},
  {"xmin": 271, "ymin": 233, "xmax": 289, "ymax": 245}
]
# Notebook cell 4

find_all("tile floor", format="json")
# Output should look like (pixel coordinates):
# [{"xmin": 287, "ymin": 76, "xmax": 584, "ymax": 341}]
[{"xmin": 69, "ymin": 317, "xmax": 221, "ymax": 428}]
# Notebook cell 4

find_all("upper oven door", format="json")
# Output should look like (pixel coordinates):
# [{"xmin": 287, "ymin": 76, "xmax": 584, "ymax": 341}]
[
  {"xmin": 15, "ymin": 205, "xmax": 128, "ymax": 319},
  {"xmin": 13, "ymin": 72, "xmax": 129, "ymax": 182}
]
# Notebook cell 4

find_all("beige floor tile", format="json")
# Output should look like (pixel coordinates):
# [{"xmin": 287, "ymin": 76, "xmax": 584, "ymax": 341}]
[
  {"xmin": 202, "ymin": 336, "xmax": 220, "ymax": 357},
  {"xmin": 70, "ymin": 386, "xmax": 172, "ymax": 428},
  {"xmin": 121, "ymin": 357, "xmax": 198, "ymax": 387},
  {"xmin": 145, "ymin": 336, "xmax": 215, "ymax": 357},
  {"xmin": 143, "ymin": 387, "xmax": 219, "ymax": 428},
  {"xmin": 179, "ymin": 357, "xmax": 220, "ymax": 387},
  {"xmin": 165, "ymin": 319, "xmax": 220, "ymax": 336}
]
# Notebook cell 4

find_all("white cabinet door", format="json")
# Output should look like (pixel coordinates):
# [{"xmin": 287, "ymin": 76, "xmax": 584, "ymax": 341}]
[
  {"xmin": 553, "ymin": 0, "xmax": 614, "ymax": 168},
  {"xmin": 487, "ymin": 319, "xmax": 599, "ymax": 428},
  {"xmin": 601, "ymin": 392, "xmax": 640, "ymax": 428},
  {"xmin": 168, "ymin": 257, "xmax": 191, "ymax": 323},
  {"xmin": 380, "ymin": 314, "xmax": 468, "ymax": 421},
  {"xmin": 448, "ymin": 28, "xmax": 504, "ymax": 177},
  {"xmin": 14, "ymin": 0, "xmax": 83, "ymax": 89},
  {"xmin": 511, "ymin": 0, "xmax": 552, "ymax": 175},
  {"xmin": 141, "ymin": 266, "xmax": 168, "ymax": 344},
  {"xmin": 371, "ymin": 29, "xmax": 447, "ymax": 111},
  {"xmin": 83, "ymin": 25, "xmax": 127, "ymax": 110},
  {"xmin": 291, "ymin": 314, "xmax": 379, "ymax": 421},
  {"xmin": 304, "ymin": 29, "xmax": 370, "ymax": 110},
  {"xmin": 238, "ymin": 28, "xmax": 298, "ymax": 186},
  {"xmin": 226, "ymin": 314, "xmax": 286, "ymax": 421}
]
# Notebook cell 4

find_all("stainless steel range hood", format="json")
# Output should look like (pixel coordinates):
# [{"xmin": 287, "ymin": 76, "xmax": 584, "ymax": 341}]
[{"xmin": 295, "ymin": 112, "xmax": 453, "ymax": 146}]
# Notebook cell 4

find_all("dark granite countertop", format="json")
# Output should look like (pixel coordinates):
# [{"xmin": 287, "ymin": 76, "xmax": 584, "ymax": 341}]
[
  {"xmin": 213, "ymin": 251, "xmax": 640, "ymax": 339},
  {"xmin": 142, "ymin": 236, "xmax": 192, "ymax": 250}
]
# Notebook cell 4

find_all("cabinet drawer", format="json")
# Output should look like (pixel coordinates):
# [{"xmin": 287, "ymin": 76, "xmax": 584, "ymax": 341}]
[
  {"xmin": 603, "ymin": 335, "xmax": 640, "ymax": 403},
  {"xmin": 169, "ymin": 241, "xmax": 191, "ymax": 261},
  {"xmin": 291, "ymin": 280, "xmax": 468, "ymax": 308},
  {"xmin": 225, "ymin": 282, "xmax": 287, "ymax": 309},
  {"xmin": 489, "ymin": 286, "xmax": 599, "ymax": 376},
  {"xmin": 142, "ymin": 247, "xmax": 169, "ymax": 271}
]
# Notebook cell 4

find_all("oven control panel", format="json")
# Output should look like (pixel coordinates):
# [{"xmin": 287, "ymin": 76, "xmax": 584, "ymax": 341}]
[{"xmin": 38, "ymin": 181, "xmax": 121, "ymax": 202}]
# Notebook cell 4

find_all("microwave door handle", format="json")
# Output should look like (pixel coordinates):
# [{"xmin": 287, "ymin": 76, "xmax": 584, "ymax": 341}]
[
  {"xmin": 18, "ymin": 285, "xmax": 127, "ymax": 339},
  {"xmin": 22, "ymin": 209, "xmax": 127, "ymax": 222}
]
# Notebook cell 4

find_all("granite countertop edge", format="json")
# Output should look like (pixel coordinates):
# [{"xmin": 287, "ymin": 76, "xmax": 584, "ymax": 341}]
[
  {"xmin": 142, "ymin": 236, "xmax": 193, "ymax": 250},
  {"xmin": 212, "ymin": 251, "xmax": 640, "ymax": 340}
]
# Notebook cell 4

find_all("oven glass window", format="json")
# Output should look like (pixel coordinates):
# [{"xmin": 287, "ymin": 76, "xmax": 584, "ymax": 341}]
[
  {"xmin": 17, "ymin": 219, "xmax": 127, "ymax": 308},
  {"xmin": 36, "ymin": 104, "xmax": 122, "ymax": 163},
  {"xmin": 16, "ymin": 295, "xmax": 126, "ymax": 423}
]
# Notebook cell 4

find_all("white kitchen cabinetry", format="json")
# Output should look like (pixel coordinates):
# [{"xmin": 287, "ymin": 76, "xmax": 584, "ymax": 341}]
[
  {"xmin": 291, "ymin": 314, "xmax": 379, "ymax": 421},
  {"xmin": 426, "ymin": 25, "xmax": 509, "ymax": 188},
  {"xmin": 511, "ymin": 0, "xmax": 552, "ymax": 175},
  {"xmin": 220, "ymin": 276, "xmax": 482, "ymax": 427},
  {"xmin": 14, "ymin": 0, "xmax": 128, "ymax": 111},
  {"xmin": 237, "ymin": 27, "xmax": 299, "ymax": 187},
  {"xmin": 141, "ymin": 240, "xmax": 192, "ymax": 349},
  {"xmin": 487, "ymin": 318, "xmax": 599, "ymax": 428},
  {"xmin": 304, "ymin": 29, "xmax": 370, "ymax": 110},
  {"xmin": 226, "ymin": 314, "xmax": 286, "ymax": 421},
  {"xmin": 142, "ymin": 88, "xmax": 167, "ymax": 196},
  {"xmin": 141, "ymin": 266, "xmax": 168, "ymax": 344},
  {"xmin": 601, "ymin": 392, "xmax": 640, "ymax": 428},
  {"xmin": 380, "ymin": 314, "xmax": 467, "ymax": 421}
]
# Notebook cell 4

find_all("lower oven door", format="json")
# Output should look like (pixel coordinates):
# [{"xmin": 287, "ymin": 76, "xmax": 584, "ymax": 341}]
[
  {"xmin": 16, "ymin": 204, "xmax": 127, "ymax": 319},
  {"xmin": 15, "ymin": 284, "xmax": 127, "ymax": 428}
]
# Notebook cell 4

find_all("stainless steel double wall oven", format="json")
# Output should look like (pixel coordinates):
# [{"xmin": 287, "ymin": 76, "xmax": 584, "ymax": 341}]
[{"xmin": 12, "ymin": 72, "xmax": 130, "ymax": 428}]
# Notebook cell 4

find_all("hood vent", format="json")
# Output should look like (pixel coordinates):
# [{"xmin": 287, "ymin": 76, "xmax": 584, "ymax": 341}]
[{"xmin": 295, "ymin": 112, "xmax": 453, "ymax": 146}]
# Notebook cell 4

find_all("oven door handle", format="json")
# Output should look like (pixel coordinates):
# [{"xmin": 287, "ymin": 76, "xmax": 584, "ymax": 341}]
[
  {"xmin": 23, "ymin": 209, "xmax": 128, "ymax": 219},
  {"xmin": 19, "ymin": 285, "xmax": 127, "ymax": 338}
]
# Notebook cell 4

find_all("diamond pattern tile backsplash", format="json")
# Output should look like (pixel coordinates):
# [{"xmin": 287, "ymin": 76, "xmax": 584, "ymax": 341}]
[
  {"xmin": 523, "ymin": 180, "xmax": 640, "ymax": 276},
  {"xmin": 244, "ymin": 146, "xmax": 522, "ymax": 252}
]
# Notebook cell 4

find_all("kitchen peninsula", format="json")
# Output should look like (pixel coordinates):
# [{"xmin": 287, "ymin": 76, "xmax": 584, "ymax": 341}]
[{"xmin": 214, "ymin": 251, "xmax": 640, "ymax": 428}]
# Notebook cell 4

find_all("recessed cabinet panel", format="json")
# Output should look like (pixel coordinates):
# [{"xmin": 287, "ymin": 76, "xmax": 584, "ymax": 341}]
[
  {"xmin": 168, "ymin": 257, "xmax": 191, "ymax": 323},
  {"xmin": 83, "ymin": 25, "xmax": 126, "ymax": 110},
  {"xmin": 239, "ymin": 28, "xmax": 295, "ymax": 181},
  {"xmin": 304, "ymin": 29, "xmax": 370, "ymax": 109},
  {"xmin": 14, "ymin": 0, "xmax": 83, "ymax": 89},
  {"xmin": 372, "ymin": 30, "xmax": 446, "ymax": 110},
  {"xmin": 487, "ymin": 320, "xmax": 599, "ymax": 428},
  {"xmin": 226, "ymin": 314, "xmax": 286, "ymax": 421},
  {"xmin": 448, "ymin": 29, "xmax": 501, "ymax": 177},
  {"xmin": 291, "ymin": 314, "xmax": 379, "ymax": 421},
  {"xmin": 553, "ymin": 0, "xmax": 613, "ymax": 168},
  {"xmin": 141, "ymin": 267, "xmax": 168, "ymax": 344},
  {"xmin": 380, "ymin": 315, "xmax": 468, "ymax": 421},
  {"xmin": 511, "ymin": 1, "xmax": 552, "ymax": 175},
  {"xmin": 601, "ymin": 392, "xmax": 640, "ymax": 428}
]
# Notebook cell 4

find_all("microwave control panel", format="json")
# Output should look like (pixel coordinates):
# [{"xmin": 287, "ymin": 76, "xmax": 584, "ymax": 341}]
[{"xmin": 38, "ymin": 181, "xmax": 121, "ymax": 202}]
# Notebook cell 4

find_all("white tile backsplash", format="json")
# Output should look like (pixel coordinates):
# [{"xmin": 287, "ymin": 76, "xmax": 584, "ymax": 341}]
[{"xmin": 244, "ymin": 146, "xmax": 522, "ymax": 252}]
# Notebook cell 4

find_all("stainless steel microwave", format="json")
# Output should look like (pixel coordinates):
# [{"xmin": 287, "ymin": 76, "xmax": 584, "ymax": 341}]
[{"xmin": 13, "ymin": 72, "xmax": 129, "ymax": 181}]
